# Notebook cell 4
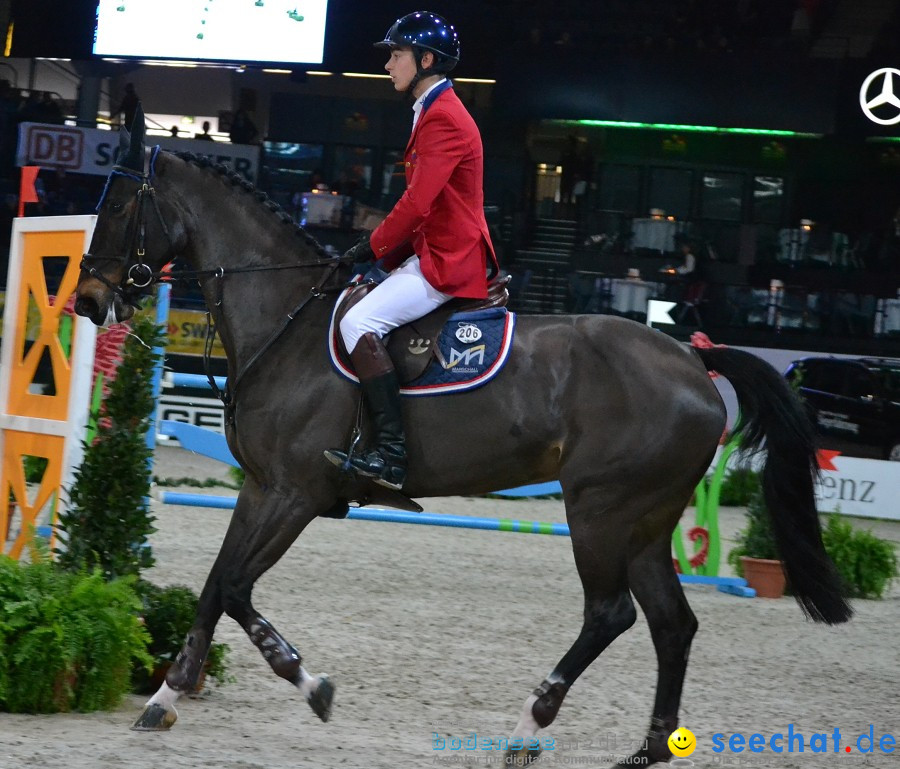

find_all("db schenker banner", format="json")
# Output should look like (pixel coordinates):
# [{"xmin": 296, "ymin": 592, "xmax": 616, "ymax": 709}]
[{"xmin": 16, "ymin": 122, "xmax": 260, "ymax": 181}]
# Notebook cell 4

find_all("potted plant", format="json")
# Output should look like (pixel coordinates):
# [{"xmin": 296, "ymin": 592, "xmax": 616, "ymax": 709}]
[
  {"xmin": 133, "ymin": 582, "xmax": 230, "ymax": 694},
  {"xmin": 727, "ymin": 489, "xmax": 786, "ymax": 598}
]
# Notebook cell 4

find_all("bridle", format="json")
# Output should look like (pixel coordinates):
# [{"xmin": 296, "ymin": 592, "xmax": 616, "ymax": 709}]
[
  {"xmin": 80, "ymin": 163, "xmax": 174, "ymax": 308},
  {"xmin": 81, "ymin": 147, "xmax": 355, "ymax": 418}
]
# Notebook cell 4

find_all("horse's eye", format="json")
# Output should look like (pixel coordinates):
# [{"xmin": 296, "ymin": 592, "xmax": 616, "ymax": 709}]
[{"xmin": 108, "ymin": 201, "xmax": 124, "ymax": 213}]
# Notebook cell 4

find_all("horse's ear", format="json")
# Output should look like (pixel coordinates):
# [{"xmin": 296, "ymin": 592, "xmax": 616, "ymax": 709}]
[
  {"xmin": 117, "ymin": 102, "xmax": 145, "ymax": 172},
  {"xmin": 116, "ymin": 125, "xmax": 131, "ymax": 164}
]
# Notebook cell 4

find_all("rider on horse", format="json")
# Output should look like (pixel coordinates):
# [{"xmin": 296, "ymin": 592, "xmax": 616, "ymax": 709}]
[{"xmin": 324, "ymin": 11, "xmax": 498, "ymax": 491}]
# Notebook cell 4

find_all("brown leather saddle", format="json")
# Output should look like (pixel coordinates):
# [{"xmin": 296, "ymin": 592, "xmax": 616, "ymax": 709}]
[{"xmin": 333, "ymin": 274, "xmax": 511, "ymax": 383}]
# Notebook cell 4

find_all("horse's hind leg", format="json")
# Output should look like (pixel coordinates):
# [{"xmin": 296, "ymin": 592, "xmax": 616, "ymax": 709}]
[
  {"xmin": 133, "ymin": 481, "xmax": 333, "ymax": 730},
  {"xmin": 507, "ymin": 506, "xmax": 637, "ymax": 764},
  {"xmin": 617, "ymin": 530, "xmax": 698, "ymax": 766}
]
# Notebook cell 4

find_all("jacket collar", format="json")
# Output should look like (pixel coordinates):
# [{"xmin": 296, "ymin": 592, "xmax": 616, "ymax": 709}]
[
  {"xmin": 420, "ymin": 78, "xmax": 453, "ymax": 114},
  {"xmin": 407, "ymin": 80, "xmax": 454, "ymax": 150}
]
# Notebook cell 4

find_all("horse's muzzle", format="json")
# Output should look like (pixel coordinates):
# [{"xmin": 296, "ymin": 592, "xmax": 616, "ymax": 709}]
[{"xmin": 74, "ymin": 281, "xmax": 134, "ymax": 326}]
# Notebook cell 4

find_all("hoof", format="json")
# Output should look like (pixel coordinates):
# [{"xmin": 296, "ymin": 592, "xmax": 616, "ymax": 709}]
[
  {"xmin": 307, "ymin": 675, "xmax": 335, "ymax": 722},
  {"xmin": 131, "ymin": 702, "xmax": 178, "ymax": 731},
  {"xmin": 504, "ymin": 745, "xmax": 542, "ymax": 766}
]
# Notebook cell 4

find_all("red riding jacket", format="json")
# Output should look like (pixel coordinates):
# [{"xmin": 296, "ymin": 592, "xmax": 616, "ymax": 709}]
[{"xmin": 369, "ymin": 83, "xmax": 497, "ymax": 299}]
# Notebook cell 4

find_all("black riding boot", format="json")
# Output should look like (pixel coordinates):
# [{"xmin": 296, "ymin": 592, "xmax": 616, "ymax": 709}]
[{"xmin": 324, "ymin": 333, "xmax": 408, "ymax": 490}]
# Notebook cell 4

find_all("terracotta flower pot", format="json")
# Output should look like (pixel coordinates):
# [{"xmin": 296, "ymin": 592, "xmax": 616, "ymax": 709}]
[{"xmin": 741, "ymin": 556, "xmax": 786, "ymax": 599}]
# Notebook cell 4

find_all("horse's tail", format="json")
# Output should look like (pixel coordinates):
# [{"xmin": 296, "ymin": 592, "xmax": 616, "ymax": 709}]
[{"xmin": 695, "ymin": 346, "xmax": 852, "ymax": 625}]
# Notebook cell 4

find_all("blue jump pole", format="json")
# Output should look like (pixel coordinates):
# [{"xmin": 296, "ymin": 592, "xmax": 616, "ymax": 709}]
[
  {"xmin": 167, "ymin": 372, "xmax": 227, "ymax": 391},
  {"xmin": 155, "ymin": 491, "xmax": 571, "ymax": 535},
  {"xmin": 153, "ymin": 491, "xmax": 753, "ymax": 594},
  {"xmin": 146, "ymin": 283, "xmax": 171, "ymax": 476},
  {"xmin": 156, "ymin": 489, "xmax": 756, "ymax": 598}
]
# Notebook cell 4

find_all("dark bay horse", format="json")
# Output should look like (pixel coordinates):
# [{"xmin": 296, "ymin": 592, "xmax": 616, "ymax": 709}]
[{"xmin": 74, "ymin": 119, "xmax": 851, "ymax": 766}]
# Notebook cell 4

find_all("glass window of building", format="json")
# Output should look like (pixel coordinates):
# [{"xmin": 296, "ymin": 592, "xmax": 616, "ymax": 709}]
[
  {"xmin": 380, "ymin": 149, "xmax": 407, "ymax": 208},
  {"xmin": 261, "ymin": 142, "xmax": 325, "ymax": 212},
  {"xmin": 752, "ymin": 175, "xmax": 785, "ymax": 224},
  {"xmin": 332, "ymin": 146, "xmax": 373, "ymax": 201},
  {"xmin": 701, "ymin": 171, "xmax": 744, "ymax": 221},
  {"xmin": 648, "ymin": 167, "xmax": 692, "ymax": 219},
  {"xmin": 597, "ymin": 164, "xmax": 641, "ymax": 214}
]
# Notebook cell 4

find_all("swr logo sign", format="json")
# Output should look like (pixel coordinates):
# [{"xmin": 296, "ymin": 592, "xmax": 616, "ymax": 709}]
[{"xmin": 25, "ymin": 126, "xmax": 84, "ymax": 169}]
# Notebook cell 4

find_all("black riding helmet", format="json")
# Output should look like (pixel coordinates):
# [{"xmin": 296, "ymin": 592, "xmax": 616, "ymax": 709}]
[{"xmin": 375, "ymin": 11, "xmax": 459, "ymax": 91}]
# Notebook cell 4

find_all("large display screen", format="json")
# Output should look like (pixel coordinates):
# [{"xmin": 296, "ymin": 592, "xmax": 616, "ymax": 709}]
[{"xmin": 93, "ymin": 0, "xmax": 329, "ymax": 65}]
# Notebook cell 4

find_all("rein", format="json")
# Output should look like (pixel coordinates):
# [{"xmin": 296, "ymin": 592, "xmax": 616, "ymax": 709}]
[
  {"xmin": 207, "ymin": 260, "xmax": 347, "ymax": 418},
  {"xmin": 84, "ymin": 148, "xmax": 355, "ymax": 417}
]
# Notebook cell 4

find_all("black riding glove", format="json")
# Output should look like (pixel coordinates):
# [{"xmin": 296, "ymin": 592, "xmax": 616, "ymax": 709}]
[{"xmin": 344, "ymin": 231, "xmax": 375, "ymax": 271}]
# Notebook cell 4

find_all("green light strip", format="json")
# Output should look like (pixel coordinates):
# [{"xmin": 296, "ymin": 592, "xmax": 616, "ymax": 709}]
[
  {"xmin": 865, "ymin": 135, "xmax": 900, "ymax": 143},
  {"xmin": 553, "ymin": 119, "xmax": 821, "ymax": 138}
]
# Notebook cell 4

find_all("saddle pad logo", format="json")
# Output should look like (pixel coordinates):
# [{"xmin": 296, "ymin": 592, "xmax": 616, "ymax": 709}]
[
  {"xmin": 408, "ymin": 337, "xmax": 431, "ymax": 355},
  {"xmin": 454, "ymin": 322, "xmax": 482, "ymax": 343},
  {"xmin": 445, "ymin": 344, "xmax": 485, "ymax": 371}
]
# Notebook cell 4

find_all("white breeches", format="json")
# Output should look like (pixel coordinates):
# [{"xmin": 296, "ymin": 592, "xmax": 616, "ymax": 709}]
[{"xmin": 340, "ymin": 256, "xmax": 452, "ymax": 353}]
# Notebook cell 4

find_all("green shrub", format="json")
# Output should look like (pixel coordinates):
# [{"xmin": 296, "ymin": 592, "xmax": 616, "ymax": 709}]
[
  {"xmin": 0, "ymin": 551, "xmax": 151, "ymax": 713},
  {"xmin": 132, "ymin": 582, "xmax": 230, "ymax": 693},
  {"xmin": 821, "ymin": 516, "xmax": 899, "ymax": 599},
  {"xmin": 55, "ymin": 312, "xmax": 165, "ymax": 580},
  {"xmin": 152, "ymin": 475, "xmax": 241, "ymax": 490},
  {"xmin": 718, "ymin": 467, "xmax": 760, "ymax": 506},
  {"xmin": 727, "ymin": 490, "xmax": 779, "ymax": 576},
  {"xmin": 23, "ymin": 455, "xmax": 48, "ymax": 484},
  {"xmin": 228, "ymin": 466, "xmax": 245, "ymax": 488}
]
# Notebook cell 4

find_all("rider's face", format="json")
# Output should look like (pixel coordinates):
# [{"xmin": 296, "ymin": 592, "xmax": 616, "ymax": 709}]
[{"xmin": 385, "ymin": 47, "xmax": 417, "ymax": 91}]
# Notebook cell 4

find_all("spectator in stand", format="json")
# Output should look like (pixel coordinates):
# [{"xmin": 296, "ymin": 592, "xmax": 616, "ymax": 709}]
[
  {"xmin": 194, "ymin": 121, "xmax": 215, "ymax": 141},
  {"xmin": 667, "ymin": 233, "xmax": 714, "ymax": 325},
  {"xmin": 229, "ymin": 108, "xmax": 258, "ymax": 145},
  {"xmin": 115, "ymin": 83, "xmax": 140, "ymax": 130},
  {"xmin": 37, "ymin": 92, "xmax": 64, "ymax": 124},
  {"xmin": 17, "ymin": 91, "xmax": 42, "ymax": 124},
  {"xmin": 558, "ymin": 134, "xmax": 579, "ymax": 206},
  {"xmin": 875, "ymin": 205, "xmax": 900, "ymax": 273}
]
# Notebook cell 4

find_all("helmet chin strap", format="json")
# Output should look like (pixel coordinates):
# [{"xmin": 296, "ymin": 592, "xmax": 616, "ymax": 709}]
[{"xmin": 404, "ymin": 49, "xmax": 438, "ymax": 97}]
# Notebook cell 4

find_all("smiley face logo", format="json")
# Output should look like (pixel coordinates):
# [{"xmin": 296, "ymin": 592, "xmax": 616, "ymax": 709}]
[{"xmin": 667, "ymin": 727, "xmax": 696, "ymax": 757}]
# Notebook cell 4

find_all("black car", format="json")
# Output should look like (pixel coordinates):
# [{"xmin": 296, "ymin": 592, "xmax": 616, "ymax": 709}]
[{"xmin": 784, "ymin": 357, "xmax": 900, "ymax": 461}]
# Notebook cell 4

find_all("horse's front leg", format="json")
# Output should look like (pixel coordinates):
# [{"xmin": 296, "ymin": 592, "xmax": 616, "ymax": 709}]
[{"xmin": 132, "ymin": 481, "xmax": 336, "ymax": 730}]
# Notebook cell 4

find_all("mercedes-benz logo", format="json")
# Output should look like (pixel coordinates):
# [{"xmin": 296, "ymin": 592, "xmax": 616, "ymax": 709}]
[{"xmin": 859, "ymin": 67, "xmax": 900, "ymax": 126}]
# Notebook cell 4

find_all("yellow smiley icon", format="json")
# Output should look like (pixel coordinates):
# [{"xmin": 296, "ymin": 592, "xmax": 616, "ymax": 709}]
[{"xmin": 667, "ymin": 727, "xmax": 697, "ymax": 757}]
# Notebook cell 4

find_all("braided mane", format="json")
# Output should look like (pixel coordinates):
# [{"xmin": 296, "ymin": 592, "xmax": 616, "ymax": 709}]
[{"xmin": 173, "ymin": 151, "xmax": 329, "ymax": 258}]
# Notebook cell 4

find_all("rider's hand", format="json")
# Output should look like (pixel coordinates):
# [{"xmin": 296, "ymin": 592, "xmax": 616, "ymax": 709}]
[{"xmin": 344, "ymin": 231, "xmax": 375, "ymax": 267}]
